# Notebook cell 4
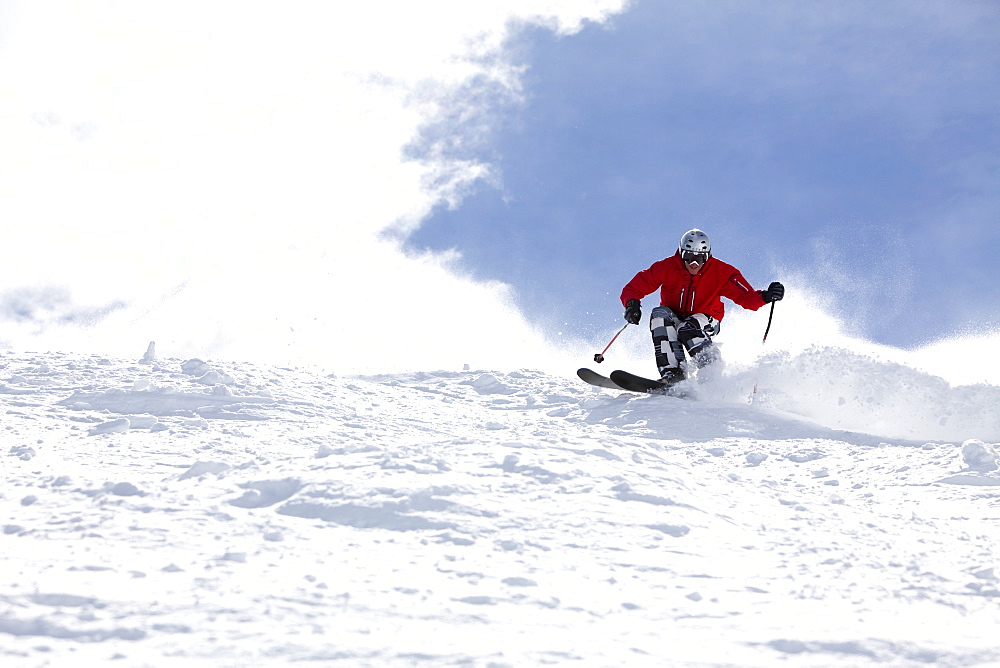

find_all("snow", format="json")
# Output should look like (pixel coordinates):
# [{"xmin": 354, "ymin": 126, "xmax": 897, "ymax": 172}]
[{"xmin": 3, "ymin": 348, "xmax": 1000, "ymax": 666}]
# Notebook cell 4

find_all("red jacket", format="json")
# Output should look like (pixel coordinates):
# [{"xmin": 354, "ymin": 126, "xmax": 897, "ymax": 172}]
[{"xmin": 621, "ymin": 252, "xmax": 767, "ymax": 320}]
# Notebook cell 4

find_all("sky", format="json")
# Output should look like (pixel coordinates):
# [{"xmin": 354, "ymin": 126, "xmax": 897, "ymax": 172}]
[
  {"xmin": 405, "ymin": 0, "xmax": 1000, "ymax": 348},
  {"xmin": 0, "ymin": 0, "xmax": 998, "ymax": 378}
]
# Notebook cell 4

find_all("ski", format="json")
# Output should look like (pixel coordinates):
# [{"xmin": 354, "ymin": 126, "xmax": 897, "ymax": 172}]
[
  {"xmin": 576, "ymin": 368, "xmax": 622, "ymax": 389},
  {"xmin": 609, "ymin": 369, "xmax": 673, "ymax": 394},
  {"xmin": 578, "ymin": 368, "xmax": 684, "ymax": 395}
]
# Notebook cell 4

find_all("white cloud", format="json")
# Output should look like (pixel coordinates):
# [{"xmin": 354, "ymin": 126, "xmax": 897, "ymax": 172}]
[{"xmin": 0, "ymin": 0, "xmax": 627, "ymax": 372}]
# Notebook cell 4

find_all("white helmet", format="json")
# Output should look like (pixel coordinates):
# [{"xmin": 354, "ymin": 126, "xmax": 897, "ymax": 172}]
[{"xmin": 679, "ymin": 229, "xmax": 711, "ymax": 255}]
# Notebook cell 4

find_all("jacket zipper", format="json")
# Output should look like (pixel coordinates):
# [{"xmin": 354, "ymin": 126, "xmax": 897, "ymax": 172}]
[{"xmin": 685, "ymin": 274, "xmax": 697, "ymax": 313}]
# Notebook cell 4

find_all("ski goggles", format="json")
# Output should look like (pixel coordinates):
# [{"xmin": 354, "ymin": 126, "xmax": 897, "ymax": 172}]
[{"xmin": 681, "ymin": 251, "xmax": 709, "ymax": 266}]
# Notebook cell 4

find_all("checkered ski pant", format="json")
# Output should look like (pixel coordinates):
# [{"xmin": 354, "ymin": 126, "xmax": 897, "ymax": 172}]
[{"xmin": 649, "ymin": 306, "xmax": 719, "ymax": 378}]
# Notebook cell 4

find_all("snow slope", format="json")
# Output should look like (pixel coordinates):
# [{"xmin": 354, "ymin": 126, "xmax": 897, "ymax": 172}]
[{"xmin": 2, "ymin": 349, "xmax": 1000, "ymax": 667}]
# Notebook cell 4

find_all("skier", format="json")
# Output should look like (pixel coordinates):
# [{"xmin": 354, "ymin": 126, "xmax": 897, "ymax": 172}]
[{"xmin": 621, "ymin": 229, "xmax": 784, "ymax": 384}]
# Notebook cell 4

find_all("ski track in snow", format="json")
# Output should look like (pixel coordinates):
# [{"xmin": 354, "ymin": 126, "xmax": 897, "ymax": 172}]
[{"xmin": 2, "ymin": 351, "xmax": 1000, "ymax": 667}]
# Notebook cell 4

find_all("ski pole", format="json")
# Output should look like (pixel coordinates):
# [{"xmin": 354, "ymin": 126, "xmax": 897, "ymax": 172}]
[
  {"xmin": 594, "ymin": 323, "xmax": 629, "ymax": 364},
  {"xmin": 761, "ymin": 301, "xmax": 776, "ymax": 344},
  {"xmin": 751, "ymin": 302, "xmax": 776, "ymax": 402}
]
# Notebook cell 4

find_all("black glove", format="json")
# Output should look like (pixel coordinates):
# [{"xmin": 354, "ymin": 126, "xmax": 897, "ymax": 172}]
[
  {"xmin": 624, "ymin": 299, "xmax": 642, "ymax": 324},
  {"xmin": 760, "ymin": 281, "xmax": 785, "ymax": 303}
]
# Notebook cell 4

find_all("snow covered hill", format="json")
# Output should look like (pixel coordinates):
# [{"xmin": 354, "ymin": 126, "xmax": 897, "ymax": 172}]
[{"xmin": 2, "ymin": 349, "xmax": 1000, "ymax": 667}]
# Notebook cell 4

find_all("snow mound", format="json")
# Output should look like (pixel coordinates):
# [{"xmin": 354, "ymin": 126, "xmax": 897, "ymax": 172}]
[
  {"xmin": 59, "ymin": 387, "xmax": 273, "ymax": 421},
  {"xmin": 732, "ymin": 347, "xmax": 1000, "ymax": 441},
  {"xmin": 961, "ymin": 439, "xmax": 999, "ymax": 471}
]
